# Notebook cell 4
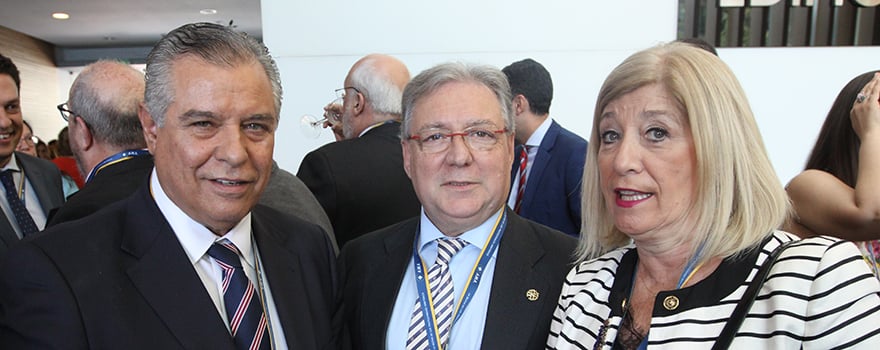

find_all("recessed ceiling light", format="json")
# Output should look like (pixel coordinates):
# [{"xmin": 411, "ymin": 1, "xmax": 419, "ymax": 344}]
[
  {"xmin": 51, "ymin": 12, "xmax": 70, "ymax": 20},
  {"xmin": 199, "ymin": 9, "xmax": 217, "ymax": 15}
]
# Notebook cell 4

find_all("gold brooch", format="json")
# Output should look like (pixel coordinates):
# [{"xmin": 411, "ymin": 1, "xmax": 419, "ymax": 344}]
[{"xmin": 525, "ymin": 289, "xmax": 539, "ymax": 301}]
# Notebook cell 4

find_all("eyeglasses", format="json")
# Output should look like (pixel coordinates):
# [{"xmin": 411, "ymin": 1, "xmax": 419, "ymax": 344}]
[
  {"xmin": 57, "ymin": 102, "xmax": 77, "ymax": 121},
  {"xmin": 407, "ymin": 128, "xmax": 509, "ymax": 154},
  {"xmin": 22, "ymin": 135, "xmax": 39, "ymax": 145},
  {"xmin": 334, "ymin": 86, "xmax": 361, "ymax": 100}
]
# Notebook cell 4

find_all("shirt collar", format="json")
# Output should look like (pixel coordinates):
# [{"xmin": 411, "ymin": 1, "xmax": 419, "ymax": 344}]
[
  {"xmin": 358, "ymin": 120, "xmax": 395, "ymax": 138},
  {"xmin": 417, "ymin": 208, "xmax": 504, "ymax": 259},
  {"xmin": 524, "ymin": 117, "xmax": 553, "ymax": 148},
  {"xmin": 1, "ymin": 154, "xmax": 22, "ymax": 172},
  {"xmin": 150, "ymin": 168, "xmax": 255, "ymax": 267}
]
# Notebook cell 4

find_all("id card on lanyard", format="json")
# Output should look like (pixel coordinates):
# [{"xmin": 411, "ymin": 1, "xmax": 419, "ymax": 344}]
[{"xmin": 411, "ymin": 209, "xmax": 507, "ymax": 350}]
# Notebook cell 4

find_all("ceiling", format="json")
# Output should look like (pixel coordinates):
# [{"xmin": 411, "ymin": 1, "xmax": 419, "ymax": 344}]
[{"xmin": 1, "ymin": 0, "xmax": 261, "ymax": 59}]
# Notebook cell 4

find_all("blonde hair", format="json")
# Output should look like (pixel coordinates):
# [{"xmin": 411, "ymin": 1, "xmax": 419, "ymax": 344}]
[{"xmin": 577, "ymin": 42, "xmax": 790, "ymax": 262}]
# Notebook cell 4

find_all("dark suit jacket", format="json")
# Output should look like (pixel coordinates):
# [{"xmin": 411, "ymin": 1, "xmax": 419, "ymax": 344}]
[
  {"xmin": 338, "ymin": 208, "xmax": 577, "ymax": 350},
  {"xmin": 0, "ymin": 183, "xmax": 338, "ymax": 349},
  {"xmin": 511, "ymin": 121, "xmax": 587, "ymax": 236},
  {"xmin": 46, "ymin": 153, "xmax": 153, "ymax": 227},
  {"xmin": 297, "ymin": 122, "xmax": 420, "ymax": 248},
  {"xmin": 0, "ymin": 153, "xmax": 64, "ymax": 258},
  {"xmin": 261, "ymin": 161, "xmax": 337, "ymax": 252}
]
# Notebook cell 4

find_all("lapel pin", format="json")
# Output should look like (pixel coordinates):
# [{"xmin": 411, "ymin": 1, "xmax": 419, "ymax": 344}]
[{"xmin": 526, "ymin": 289, "xmax": 539, "ymax": 301}]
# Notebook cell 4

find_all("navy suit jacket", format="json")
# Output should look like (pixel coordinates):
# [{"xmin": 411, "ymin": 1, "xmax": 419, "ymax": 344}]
[
  {"xmin": 0, "ymin": 153, "xmax": 64, "ymax": 259},
  {"xmin": 511, "ymin": 120, "xmax": 587, "ymax": 236},
  {"xmin": 338, "ymin": 208, "xmax": 576, "ymax": 350},
  {"xmin": 0, "ymin": 183, "xmax": 338, "ymax": 349}
]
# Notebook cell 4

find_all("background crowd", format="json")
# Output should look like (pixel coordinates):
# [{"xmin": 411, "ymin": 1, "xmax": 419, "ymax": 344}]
[{"xmin": 0, "ymin": 22, "xmax": 877, "ymax": 350}]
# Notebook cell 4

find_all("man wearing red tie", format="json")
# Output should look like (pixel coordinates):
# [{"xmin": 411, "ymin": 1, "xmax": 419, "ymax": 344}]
[{"xmin": 504, "ymin": 59, "xmax": 588, "ymax": 237}]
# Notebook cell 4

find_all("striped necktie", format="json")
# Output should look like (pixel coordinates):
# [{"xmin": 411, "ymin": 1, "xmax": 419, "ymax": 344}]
[
  {"xmin": 514, "ymin": 145, "xmax": 531, "ymax": 213},
  {"xmin": 0, "ymin": 170, "xmax": 38, "ymax": 237},
  {"xmin": 407, "ymin": 237, "xmax": 468, "ymax": 350},
  {"xmin": 207, "ymin": 240, "xmax": 271, "ymax": 350}
]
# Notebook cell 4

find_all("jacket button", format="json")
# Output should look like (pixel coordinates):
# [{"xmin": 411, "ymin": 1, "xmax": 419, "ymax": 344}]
[{"xmin": 663, "ymin": 296, "xmax": 679, "ymax": 310}]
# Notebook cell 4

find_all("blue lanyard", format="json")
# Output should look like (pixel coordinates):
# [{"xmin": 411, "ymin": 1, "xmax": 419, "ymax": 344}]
[
  {"xmin": 411, "ymin": 209, "xmax": 507, "ymax": 350},
  {"xmin": 85, "ymin": 149, "xmax": 150, "ymax": 183}
]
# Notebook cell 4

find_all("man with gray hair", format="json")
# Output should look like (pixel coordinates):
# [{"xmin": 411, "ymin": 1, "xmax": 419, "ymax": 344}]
[
  {"xmin": 46, "ymin": 60, "xmax": 153, "ymax": 227},
  {"xmin": 298, "ymin": 53, "xmax": 420, "ymax": 248},
  {"xmin": 0, "ymin": 23, "xmax": 337, "ymax": 349},
  {"xmin": 338, "ymin": 62, "xmax": 576, "ymax": 349}
]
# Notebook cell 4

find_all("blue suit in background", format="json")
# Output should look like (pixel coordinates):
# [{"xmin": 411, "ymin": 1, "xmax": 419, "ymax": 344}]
[{"xmin": 510, "ymin": 120, "xmax": 587, "ymax": 237}]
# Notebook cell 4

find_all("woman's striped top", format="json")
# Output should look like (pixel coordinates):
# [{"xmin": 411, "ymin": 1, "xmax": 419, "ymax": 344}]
[{"xmin": 546, "ymin": 231, "xmax": 880, "ymax": 349}]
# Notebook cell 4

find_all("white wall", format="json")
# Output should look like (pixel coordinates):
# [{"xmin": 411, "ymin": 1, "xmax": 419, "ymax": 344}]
[
  {"xmin": 259, "ymin": 0, "xmax": 880, "ymax": 186},
  {"xmin": 262, "ymin": 0, "xmax": 677, "ymax": 174},
  {"xmin": 721, "ymin": 47, "xmax": 880, "ymax": 183}
]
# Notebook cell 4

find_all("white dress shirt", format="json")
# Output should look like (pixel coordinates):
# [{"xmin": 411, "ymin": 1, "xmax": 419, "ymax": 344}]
[
  {"xmin": 386, "ymin": 209, "xmax": 503, "ymax": 349},
  {"xmin": 507, "ymin": 117, "xmax": 553, "ymax": 209},
  {"xmin": 150, "ymin": 170, "xmax": 288, "ymax": 349}
]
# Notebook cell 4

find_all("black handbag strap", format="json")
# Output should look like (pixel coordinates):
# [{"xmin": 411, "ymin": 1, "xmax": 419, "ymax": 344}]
[{"xmin": 711, "ymin": 239, "xmax": 796, "ymax": 350}]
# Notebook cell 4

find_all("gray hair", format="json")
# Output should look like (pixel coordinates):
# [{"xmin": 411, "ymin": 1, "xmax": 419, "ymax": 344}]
[
  {"xmin": 349, "ymin": 57, "xmax": 404, "ymax": 117},
  {"xmin": 69, "ymin": 60, "xmax": 145, "ymax": 149},
  {"xmin": 401, "ymin": 62, "xmax": 514, "ymax": 138},
  {"xmin": 144, "ymin": 22, "xmax": 282, "ymax": 125}
]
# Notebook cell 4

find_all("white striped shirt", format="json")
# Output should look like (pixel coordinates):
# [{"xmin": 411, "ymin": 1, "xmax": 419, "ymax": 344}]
[{"xmin": 547, "ymin": 231, "xmax": 880, "ymax": 349}]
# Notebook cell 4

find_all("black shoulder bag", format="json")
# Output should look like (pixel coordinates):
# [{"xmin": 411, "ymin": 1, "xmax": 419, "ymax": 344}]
[{"xmin": 711, "ymin": 239, "xmax": 796, "ymax": 350}]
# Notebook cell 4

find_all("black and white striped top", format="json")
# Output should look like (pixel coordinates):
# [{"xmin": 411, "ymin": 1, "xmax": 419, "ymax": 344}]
[{"xmin": 546, "ymin": 231, "xmax": 880, "ymax": 349}]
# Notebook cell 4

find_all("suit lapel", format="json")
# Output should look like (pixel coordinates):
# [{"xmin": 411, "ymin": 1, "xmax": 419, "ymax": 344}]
[
  {"xmin": 18, "ymin": 154, "xmax": 61, "ymax": 214},
  {"xmin": 0, "ymin": 155, "xmax": 26, "ymax": 251},
  {"xmin": 0, "ymin": 214, "xmax": 17, "ymax": 253},
  {"xmin": 510, "ymin": 144, "xmax": 522, "ymax": 185},
  {"xmin": 122, "ymin": 187, "xmax": 235, "ymax": 350},
  {"xmin": 251, "ymin": 213, "xmax": 318, "ymax": 349},
  {"xmin": 482, "ymin": 211, "xmax": 551, "ymax": 349},
  {"xmin": 520, "ymin": 121, "xmax": 559, "ymax": 213},
  {"xmin": 365, "ymin": 222, "xmax": 414, "ymax": 347}
]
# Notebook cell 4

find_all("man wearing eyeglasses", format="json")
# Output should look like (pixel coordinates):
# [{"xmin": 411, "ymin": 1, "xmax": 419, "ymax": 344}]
[
  {"xmin": 297, "ymin": 53, "xmax": 420, "ymax": 248},
  {"xmin": 338, "ymin": 62, "xmax": 576, "ymax": 350},
  {"xmin": 46, "ymin": 60, "xmax": 153, "ymax": 227},
  {"xmin": 0, "ymin": 54, "xmax": 64, "ymax": 259},
  {"xmin": 16, "ymin": 120, "xmax": 39, "ymax": 157}
]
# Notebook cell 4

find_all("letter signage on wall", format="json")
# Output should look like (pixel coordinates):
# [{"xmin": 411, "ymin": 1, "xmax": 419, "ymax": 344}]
[{"xmin": 679, "ymin": 0, "xmax": 878, "ymax": 47}]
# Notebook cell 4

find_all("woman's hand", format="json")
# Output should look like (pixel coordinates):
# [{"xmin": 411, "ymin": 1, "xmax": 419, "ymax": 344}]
[{"xmin": 851, "ymin": 72, "xmax": 880, "ymax": 140}]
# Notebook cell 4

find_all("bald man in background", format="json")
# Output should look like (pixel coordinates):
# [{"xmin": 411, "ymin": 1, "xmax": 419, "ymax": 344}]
[
  {"xmin": 48, "ymin": 60, "xmax": 152, "ymax": 227},
  {"xmin": 298, "ymin": 54, "xmax": 420, "ymax": 248}
]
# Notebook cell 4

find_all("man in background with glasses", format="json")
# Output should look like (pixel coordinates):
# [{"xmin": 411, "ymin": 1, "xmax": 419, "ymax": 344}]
[
  {"xmin": 15, "ymin": 120, "xmax": 38, "ymax": 157},
  {"xmin": 46, "ymin": 60, "xmax": 152, "ymax": 227},
  {"xmin": 338, "ymin": 62, "xmax": 576, "ymax": 349},
  {"xmin": 0, "ymin": 23, "xmax": 338, "ymax": 349},
  {"xmin": 0, "ymin": 54, "xmax": 64, "ymax": 260},
  {"xmin": 298, "ymin": 53, "xmax": 420, "ymax": 248}
]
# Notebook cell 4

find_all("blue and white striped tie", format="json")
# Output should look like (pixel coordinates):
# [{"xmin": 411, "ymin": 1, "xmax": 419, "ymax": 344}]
[
  {"xmin": 406, "ymin": 238, "xmax": 468, "ymax": 350},
  {"xmin": 208, "ymin": 239, "xmax": 270, "ymax": 350}
]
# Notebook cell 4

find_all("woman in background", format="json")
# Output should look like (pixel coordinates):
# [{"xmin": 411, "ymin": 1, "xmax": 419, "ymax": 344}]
[
  {"xmin": 16, "ymin": 120, "xmax": 38, "ymax": 157},
  {"xmin": 35, "ymin": 139, "xmax": 51, "ymax": 160},
  {"xmin": 547, "ymin": 43, "xmax": 880, "ymax": 349},
  {"xmin": 785, "ymin": 71, "xmax": 880, "ymax": 276}
]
